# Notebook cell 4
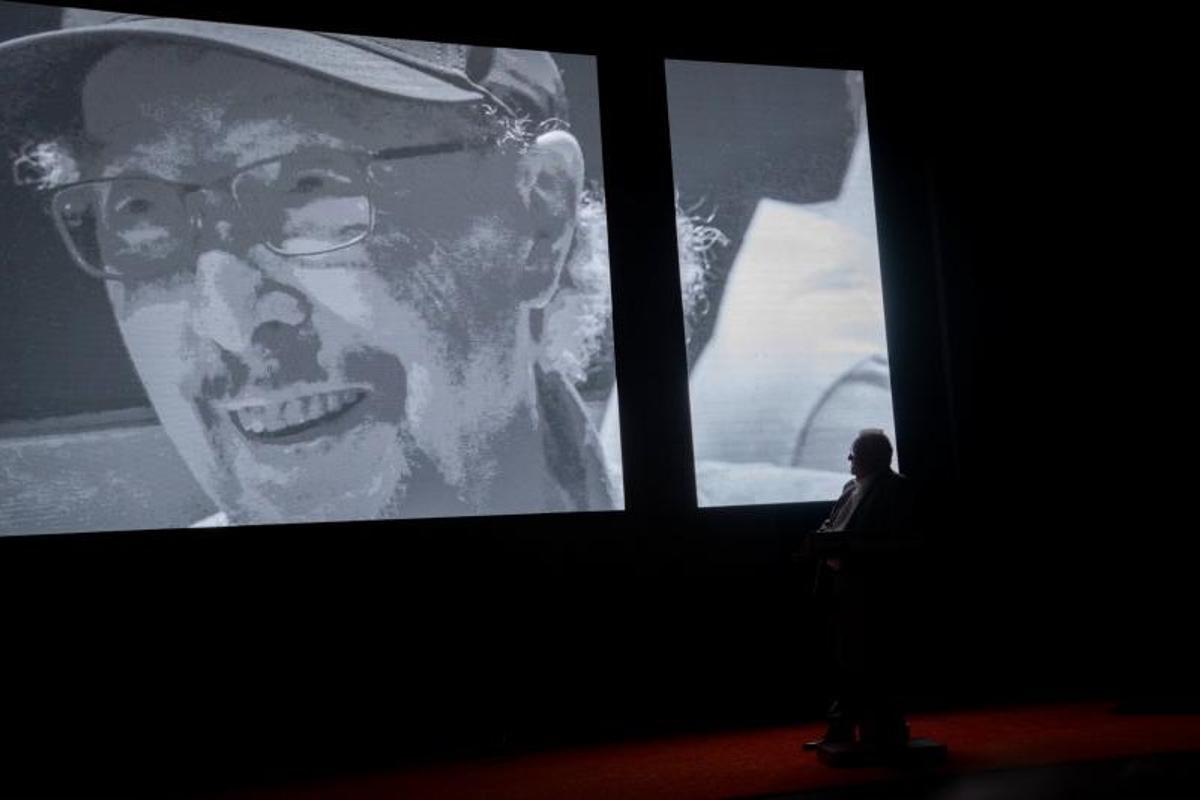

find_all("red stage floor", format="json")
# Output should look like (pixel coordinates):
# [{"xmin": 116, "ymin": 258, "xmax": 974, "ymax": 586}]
[{"xmin": 215, "ymin": 702, "xmax": 1200, "ymax": 799}]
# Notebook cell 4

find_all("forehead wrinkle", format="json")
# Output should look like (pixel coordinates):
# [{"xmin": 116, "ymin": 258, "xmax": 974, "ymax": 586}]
[
  {"xmin": 99, "ymin": 117, "xmax": 350, "ymax": 181},
  {"xmin": 212, "ymin": 118, "xmax": 348, "ymax": 166},
  {"xmin": 85, "ymin": 47, "xmax": 490, "ymax": 181},
  {"xmin": 100, "ymin": 129, "xmax": 194, "ymax": 180}
]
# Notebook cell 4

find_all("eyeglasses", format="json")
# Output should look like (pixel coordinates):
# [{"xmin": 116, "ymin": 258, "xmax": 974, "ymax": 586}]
[{"xmin": 50, "ymin": 142, "xmax": 467, "ymax": 283}]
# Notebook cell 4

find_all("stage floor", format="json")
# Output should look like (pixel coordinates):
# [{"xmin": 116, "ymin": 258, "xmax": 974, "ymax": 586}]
[{"xmin": 215, "ymin": 701, "xmax": 1200, "ymax": 799}]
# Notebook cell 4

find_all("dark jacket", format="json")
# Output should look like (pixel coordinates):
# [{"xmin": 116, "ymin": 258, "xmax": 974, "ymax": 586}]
[
  {"xmin": 810, "ymin": 470, "xmax": 920, "ymax": 673},
  {"xmin": 812, "ymin": 470, "xmax": 916, "ymax": 554}
]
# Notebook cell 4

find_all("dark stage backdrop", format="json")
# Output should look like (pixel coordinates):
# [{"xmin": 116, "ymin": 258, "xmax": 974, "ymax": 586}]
[{"xmin": 0, "ymin": 1, "xmax": 1180, "ymax": 795}]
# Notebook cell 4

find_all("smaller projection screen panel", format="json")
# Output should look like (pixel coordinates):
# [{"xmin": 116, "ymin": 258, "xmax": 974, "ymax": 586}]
[
  {"xmin": 0, "ymin": 2, "xmax": 622, "ymax": 536},
  {"xmin": 656, "ymin": 60, "xmax": 897, "ymax": 507}
]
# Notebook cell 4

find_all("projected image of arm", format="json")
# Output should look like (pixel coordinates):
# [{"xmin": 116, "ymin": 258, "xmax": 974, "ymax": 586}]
[
  {"xmin": 660, "ymin": 62, "xmax": 896, "ymax": 506},
  {"xmin": 0, "ymin": 4, "xmax": 621, "ymax": 535}
]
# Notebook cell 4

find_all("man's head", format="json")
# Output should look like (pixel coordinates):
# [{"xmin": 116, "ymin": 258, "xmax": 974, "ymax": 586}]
[
  {"xmin": 849, "ymin": 428, "xmax": 893, "ymax": 480},
  {"xmin": 7, "ymin": 22, "xmax": 587, "ymax": 524}
]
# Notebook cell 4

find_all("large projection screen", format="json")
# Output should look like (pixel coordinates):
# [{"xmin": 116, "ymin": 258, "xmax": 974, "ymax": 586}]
[
  {"xmin": 650, "ymin": 60, "xmax": 897, "ymax": 507},
  {"xmin": 0, "ymin": 2, "xmax": 622, "ymax": 535}
]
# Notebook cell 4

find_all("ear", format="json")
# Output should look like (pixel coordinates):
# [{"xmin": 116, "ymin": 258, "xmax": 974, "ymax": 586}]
[{"xmin": 514, "ymin": 130, "xmax": 584, "ymax": 305}]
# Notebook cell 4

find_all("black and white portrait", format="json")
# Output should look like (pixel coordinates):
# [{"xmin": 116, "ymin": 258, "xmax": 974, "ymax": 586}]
[{"xmin": 0, "ymin": 2, "xmax": 623, "ymax": 534}]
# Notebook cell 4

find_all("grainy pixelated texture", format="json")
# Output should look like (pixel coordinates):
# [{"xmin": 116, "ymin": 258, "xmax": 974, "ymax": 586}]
[{"xmin": 0, "ymin": 3, "xmax": 619, "ymax": 535}]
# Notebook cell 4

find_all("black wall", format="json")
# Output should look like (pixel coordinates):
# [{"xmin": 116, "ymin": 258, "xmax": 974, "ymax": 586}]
[{"xmin": 1, "ymin": 3, "xmax": 1183, "ymax": 795}]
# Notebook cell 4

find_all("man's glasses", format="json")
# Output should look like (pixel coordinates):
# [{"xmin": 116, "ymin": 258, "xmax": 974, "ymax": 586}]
[{"xmin": 50, "ymin": 142, "xmax": 466, "ymax": 282}]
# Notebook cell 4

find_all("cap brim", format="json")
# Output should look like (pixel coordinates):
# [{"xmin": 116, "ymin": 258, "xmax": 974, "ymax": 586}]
[{"xmin": 0, "ymin": 17, "xmax": 483, "ymax": 146}]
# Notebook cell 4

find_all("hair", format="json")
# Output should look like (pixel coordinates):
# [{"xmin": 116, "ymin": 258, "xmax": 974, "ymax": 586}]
[
  {"xmin": 11, "ymin": 139, "xmax": 81, "ymax": 190},
  {"xmin": 538, "ymin": 182, "xmax": 724, "ymax": 386},
  {"xmin": 477, "ymin": 112, "xmax": 726, "ymax": 384},
  {"xmin": 853, "ymin": 428, "xmax": 894, "ymax": 472}
]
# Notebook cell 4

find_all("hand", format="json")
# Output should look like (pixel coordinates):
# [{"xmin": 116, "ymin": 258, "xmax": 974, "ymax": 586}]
[{"xmin": 824, "ymin": 557, "xmax": 842, "ymax": 572}]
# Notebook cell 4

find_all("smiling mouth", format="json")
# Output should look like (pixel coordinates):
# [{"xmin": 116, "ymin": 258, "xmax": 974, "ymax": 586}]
[{"xmin": 227, "ymin": 388, "xmax": 368, "ymax": 441}]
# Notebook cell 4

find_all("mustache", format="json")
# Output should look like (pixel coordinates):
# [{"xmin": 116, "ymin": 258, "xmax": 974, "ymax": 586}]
[{"xmin": 198, "ymin": 325, "xmax": 327, "ymax": 402}]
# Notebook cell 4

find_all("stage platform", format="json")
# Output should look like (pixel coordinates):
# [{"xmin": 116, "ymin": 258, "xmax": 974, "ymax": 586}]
[{"xmin": 207, "ymin": 701, "xmax": 1200, "ymax": 799}]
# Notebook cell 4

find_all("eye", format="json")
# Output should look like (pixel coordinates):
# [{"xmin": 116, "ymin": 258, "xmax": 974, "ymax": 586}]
[
  {"xmin": 288, "ymin": 168, "xmax": 352, "ymax": 195},
  {"xmin": 114, "ymin": 196, "xmax": 153, "ymax": 215},
  {"xmin": 292, "ymin": 174, "xmax": 324, "ymax": 194},
  {"xmin": 59, "ymin": 203, "xmax": 88, "ymax": 229}
]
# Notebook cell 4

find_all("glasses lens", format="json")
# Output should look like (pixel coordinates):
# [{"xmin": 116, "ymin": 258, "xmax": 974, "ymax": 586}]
[
  {"xmin": 235, "ymin": 151, "xmax": 371, "ymax": 256},
  {"xmin": 53, "ymin": 180, "xmax": 188, "ymax": 280}
]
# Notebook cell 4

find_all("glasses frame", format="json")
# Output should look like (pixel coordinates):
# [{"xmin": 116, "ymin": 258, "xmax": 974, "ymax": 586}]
[{"xmin": 49, "ymin": 140, "xmax": 469, "ymax": 283}]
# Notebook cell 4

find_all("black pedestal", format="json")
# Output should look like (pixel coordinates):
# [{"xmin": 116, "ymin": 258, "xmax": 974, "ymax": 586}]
[{"xmin": 816, "ymin": 738, "xmax": 948, "ymax": 768}]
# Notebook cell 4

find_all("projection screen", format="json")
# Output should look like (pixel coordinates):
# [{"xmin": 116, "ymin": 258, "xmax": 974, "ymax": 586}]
[
  {"xmin": 641, "ymin": 60, "xmax": 898, "ymax": 507},
  {"xmin": 0, "ymin": 1, "xmax": 622, "ymax": 535}
]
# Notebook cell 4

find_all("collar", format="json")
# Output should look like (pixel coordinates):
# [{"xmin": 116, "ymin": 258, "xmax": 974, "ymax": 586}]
[{"xmin": 534, "ymin": 363, "xmax": 618, "ymax": 512}]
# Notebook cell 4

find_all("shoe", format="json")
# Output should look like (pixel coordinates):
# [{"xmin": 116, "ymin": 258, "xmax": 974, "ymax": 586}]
[{"xmin": 803, "ymin": 729, "xmax": 855, "ymax": 751}]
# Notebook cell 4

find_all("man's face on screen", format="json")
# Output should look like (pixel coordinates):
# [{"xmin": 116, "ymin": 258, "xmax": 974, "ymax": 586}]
[{"xmin": 78, "ymin": 44, "xmax": 541, "ymax": 524}]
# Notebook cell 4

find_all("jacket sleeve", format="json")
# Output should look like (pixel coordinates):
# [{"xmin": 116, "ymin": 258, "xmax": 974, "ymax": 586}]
[{"xmin": 811, "ymin": 476, "xmax": 921, "ymax": 556}]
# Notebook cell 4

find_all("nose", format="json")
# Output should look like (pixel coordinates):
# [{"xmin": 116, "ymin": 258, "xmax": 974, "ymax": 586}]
[
  {"xmin": 187, "ymin": 192, "xmax": 312, "ymax": 358},
  {"xmin": 192, "ymin": 250, "xmax": 312, "ymax": 357}
]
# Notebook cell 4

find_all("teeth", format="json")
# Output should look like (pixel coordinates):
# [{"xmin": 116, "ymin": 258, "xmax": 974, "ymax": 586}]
[
  {"xmin": 282, "ymin": 400, "xmax": 303, "ymax": 428},
  {"xmin": 244, "ymin": 406, "xmax": 266, "ymax": 434},
  {"xmin": 230, "ymin": 389, "xmax": 362, "ymax": 436}
]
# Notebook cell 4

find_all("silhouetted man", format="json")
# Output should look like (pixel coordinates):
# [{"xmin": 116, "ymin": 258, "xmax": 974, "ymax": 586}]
[{"xmin": 804, "ymin": 428, "xmax": 916, "ymax": 755}]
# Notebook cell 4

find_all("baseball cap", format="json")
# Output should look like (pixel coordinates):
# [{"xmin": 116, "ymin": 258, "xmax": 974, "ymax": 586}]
[{"xmin": 0, "ymin": 7, "xmax": 568, "ymax": 145}]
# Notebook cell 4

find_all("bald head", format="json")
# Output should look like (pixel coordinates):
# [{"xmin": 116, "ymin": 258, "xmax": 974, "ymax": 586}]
[{"xmin": 850, "ymin": 428, "xmax": 893, "ymax": 478}]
